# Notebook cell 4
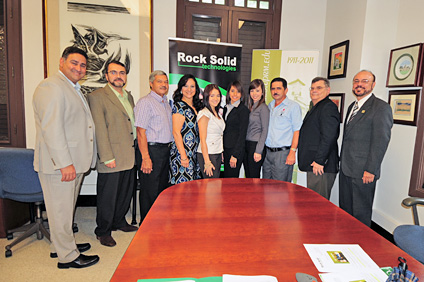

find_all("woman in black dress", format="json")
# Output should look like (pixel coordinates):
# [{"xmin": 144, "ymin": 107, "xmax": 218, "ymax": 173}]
[{"xmin": 222, "ymin": 81, "xmax": 250, "ymax": 178}]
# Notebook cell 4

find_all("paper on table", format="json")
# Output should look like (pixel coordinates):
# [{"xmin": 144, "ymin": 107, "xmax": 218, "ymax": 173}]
[
  {"xmin": 319, "ymin": 270, "xmax": 388, "ymax": 282},
  {"xmin": 223, "ymin": 274, "xmax": 278, "ymax": 282},
  {"xmin": 303, "ymin": 244, "xmax": 385, "ymax": 274}
]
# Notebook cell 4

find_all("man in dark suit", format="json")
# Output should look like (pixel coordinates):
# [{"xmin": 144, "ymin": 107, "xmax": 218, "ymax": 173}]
[
  {"xmin": 298, "ymin": 77, "xmax": 340, "ymax": 199},
  {"xmin": 339, "ymin": 70, "xmax": 393, "ymax": 226},
  {"xmin": 88, "ymin": 61, "xmax": 138, "ymax": 247}
]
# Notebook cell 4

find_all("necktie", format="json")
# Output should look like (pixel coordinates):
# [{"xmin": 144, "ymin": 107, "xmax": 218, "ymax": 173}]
[{"xmin": 348, "ymin": 102, "xmax": 359, "ymax": 123}]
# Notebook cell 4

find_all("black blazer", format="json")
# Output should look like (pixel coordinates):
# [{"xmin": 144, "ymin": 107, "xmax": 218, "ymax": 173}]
[
  {"xmin": 223, "ymin": 102, "xmax": 250, "ymax": 160},
  {"xmin": 298, "ymin": 96, "xmax": 340, "ymax": 173},
  {"xmin": 340, "ymin": 94, "xmax": 393, "ymax": 179}
]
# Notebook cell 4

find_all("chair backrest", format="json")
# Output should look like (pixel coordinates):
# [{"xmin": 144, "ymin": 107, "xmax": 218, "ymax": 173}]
[{"xmin": 0, "ymin": 148, "xmax": 44, "ymax": 202}]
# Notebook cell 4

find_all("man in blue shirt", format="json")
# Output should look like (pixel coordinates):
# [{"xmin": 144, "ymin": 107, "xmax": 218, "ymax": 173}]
[{"xmin": 263, "ymin": 77, "xmax": 302, "ymax": 182}]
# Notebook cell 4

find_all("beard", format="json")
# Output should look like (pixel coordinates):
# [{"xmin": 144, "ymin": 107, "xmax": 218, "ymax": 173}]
[
  {"xmin": 352, "ymin": 86, "xmax": 372, "ymax": 97},
  {"xmin": 110, "ymin": 79, "xmax": 126, "ymax": 88}
]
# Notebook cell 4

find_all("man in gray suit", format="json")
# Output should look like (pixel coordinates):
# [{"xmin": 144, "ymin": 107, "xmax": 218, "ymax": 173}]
[
  {"xmin": 88, "ymin": 61, "xmax": 138, "ymax": 247},
  {"xmin": 339, "ymin": 70, "xmax": 393, "ymax": 226},
  {"xmin": 33, "ymin": 46, "xmax": 99, "ymax": 268}
]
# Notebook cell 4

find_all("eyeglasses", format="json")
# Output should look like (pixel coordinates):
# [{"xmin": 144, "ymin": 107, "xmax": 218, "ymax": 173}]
[
  {"xmin": 309, "ymin": 86, "xmax": 326, "ymax": 91},
  {"xmin": 108, "ymin": 70, "xmax": 126, "ymax": 76},
  {"xmin": 353, "ymin": 79, "xmax": 370, "ymax": 84}
]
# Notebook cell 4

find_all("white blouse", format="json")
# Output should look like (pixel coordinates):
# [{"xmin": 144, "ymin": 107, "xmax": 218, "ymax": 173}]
[{"xmin": 197, "ymin": 108, "xmax": 225, "ymax": 154}]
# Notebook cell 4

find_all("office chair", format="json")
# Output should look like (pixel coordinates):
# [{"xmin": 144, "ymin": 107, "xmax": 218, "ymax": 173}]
[
  {"xmin": 0, "ymin": 148, "xmax": 50, "ymax": 258},
  {"xmin": 393, "ymin": 197, "xmax": 424, "ymax": 263}
]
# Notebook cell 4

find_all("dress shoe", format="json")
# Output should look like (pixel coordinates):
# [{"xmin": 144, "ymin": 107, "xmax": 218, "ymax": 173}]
[
  {"xmin": 97, "ymin": 235, "xmax": 116, "ymax": 247},
  {"xmin": 57, "ymin": 254, "xmax": 99, "ymax": 269},
  {"xmin": 50, "ymin": 243, "xmax": 91, "ymax": 258},
  {"xmin": 115, "ymin": 224, "xmax": 138, "ymax": 232}
]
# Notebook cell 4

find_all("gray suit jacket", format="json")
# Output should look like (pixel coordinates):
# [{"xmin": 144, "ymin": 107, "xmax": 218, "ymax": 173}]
[
  {"xmin": 33, "ymin": 72, "xmax": 96, "ymax": 174},
  {"xmin": 87, "ymin": 85, "xmax": 135, "ymax": 173},
  {"xmin": 340, "ymin": 94, "xmax": 393, "ymax": 179}
]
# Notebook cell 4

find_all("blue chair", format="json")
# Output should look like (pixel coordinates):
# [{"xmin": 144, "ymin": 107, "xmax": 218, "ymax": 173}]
[
  {"xmin": 393, "ymin": 197, "xmax": 424, "ymax": 263},
  {"xmin": 0, "ymin": 148, "xmax": 50, "ymax": 257}
]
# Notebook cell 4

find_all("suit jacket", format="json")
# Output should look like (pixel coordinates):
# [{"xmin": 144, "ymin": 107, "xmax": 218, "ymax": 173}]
[
  {"xmin": 223, "ymin": 102, "xmax": 250, "ymax": 159},
  {"xmin": 33, "ymin": 72, "xmax": 96, "ymax": 174},
  {"xmin": 340, "ymin": 94, "xmax": 393, "ymax": 179},
  {"xmin": 298, "ymin": 96, "xmax": 340, "ymax": 173},
  {"xmin": 87, "ymin": 85, "xmax": 135, "ymax": 173}
]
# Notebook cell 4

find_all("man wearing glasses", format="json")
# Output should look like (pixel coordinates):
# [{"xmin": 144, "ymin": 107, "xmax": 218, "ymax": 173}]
[
  {"xmin": 339, "ymin": 70, "xmax": 393, "ymax": 226},
  {"xmin": 88, "ymin": 61, "xmax": 138, "ymax": 247},
  {"xmin": 298, "ymin": 77, "xmax": 340, "ymax": 200}
]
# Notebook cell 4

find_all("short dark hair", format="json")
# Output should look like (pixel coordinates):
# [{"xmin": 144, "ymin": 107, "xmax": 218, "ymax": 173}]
[
  {"xmin": 106, "ymin": 60, "xmax": 127, "ymax": 73},
  {"xmin": 172, "ymin": 74, "xmax": 203, "ymax": 112},
  {"xmin": 202, "ymin": 84, "xmax": 221, "ymax": 115},
  {"xmin": 226, "ymin": 81, "xmax": 244, "ymax": 104},
  {"xmin": 61, "ymin": 46, "xmax": 88, "ymax": 60},
  {"xmin": 248, "ymin": 79, "xmax": 266, "ymax": 110},
  {"xmin": 311, "ymin": 77, "xmax": 330, "ymax": 88},
  {"xmin": 270, "ymin": 77, "xmax": 287, "ymax": 89}
]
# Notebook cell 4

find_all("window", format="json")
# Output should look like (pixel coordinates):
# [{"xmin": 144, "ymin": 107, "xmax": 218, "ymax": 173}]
[
  {"xmin": 0, "ymin": 0, "xmax": 25, "ymax": 147},
  {"xmin": 177, "ymin": 0, "xmax": 281, "ymax": 93}
]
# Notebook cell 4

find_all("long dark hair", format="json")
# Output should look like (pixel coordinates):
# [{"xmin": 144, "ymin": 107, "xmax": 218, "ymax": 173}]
[
  {"xmin": 202, "ymin": 84, "xmax": 221, "ymax": 117},
  {"xmin": 248, "ymin": 79, "xmax": 266, "ymax": 111},
  {"xmin": 226, "ymin": 80, "xmax": 245, "ymax": 105},
  {"xmin": 172, "ymin": 74, "xmax": 203, "ymax": 111}
]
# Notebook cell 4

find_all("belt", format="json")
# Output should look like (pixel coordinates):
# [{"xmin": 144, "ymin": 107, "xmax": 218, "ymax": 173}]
[
  {"xmin": 266, "ymin": 146, "xmax": 290, "ymax": 152},
  {"xmin": 147, "ymin": 142, "xmax": 172, "ymax": 147}
]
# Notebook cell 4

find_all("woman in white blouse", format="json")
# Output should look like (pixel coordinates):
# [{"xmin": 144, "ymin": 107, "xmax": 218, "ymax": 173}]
[{"xmin": 197, "ymin": 84, "xmax": 225, "ymax": 178}]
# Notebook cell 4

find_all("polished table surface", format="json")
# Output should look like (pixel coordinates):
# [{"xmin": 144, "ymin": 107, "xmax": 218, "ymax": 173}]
[{"xmin": 111, "ymin": 179, "xmax": 424, "ymax": 281}]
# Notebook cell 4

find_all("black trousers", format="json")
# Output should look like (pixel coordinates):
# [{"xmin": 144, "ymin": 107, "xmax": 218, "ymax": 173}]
[
  {"xmin": 339, "ymin": 170, "xmax": 377, "ymax": 227},
  {"xmin": 243, "ymin": 141, "xmax": 266, "ymax": 178},
  {"xmin": 139, "ymin": 144, "xmax": 170, "ymax": 222},
  {"xmin": 223, "ymin": 147, "xmax": 244, "ymax": 178},
  {"xmin": 197, "ymin": 152, "xmax": 222, "ymax": 178},
  {"xmin": 95, "ymin": 168, "xmax": 135, "ymax": 237}
]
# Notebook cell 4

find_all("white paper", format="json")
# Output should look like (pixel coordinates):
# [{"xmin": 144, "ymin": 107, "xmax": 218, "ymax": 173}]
[
  {"xmin": 319, "ymin": 270, "xmax": 388, "ymax": 282},
  {"xmin": 223, "ymin": 274, "xmax": 278, "ymax": 282},
  {"xmin": 303, "ymin": 244, "xmax": 385, "ymax": 274}
]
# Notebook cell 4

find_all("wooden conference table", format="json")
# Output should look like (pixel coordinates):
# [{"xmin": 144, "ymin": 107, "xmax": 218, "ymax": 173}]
[{"xmin": 111, "ymin": 178, "xmax": 424, "ymax": 281}]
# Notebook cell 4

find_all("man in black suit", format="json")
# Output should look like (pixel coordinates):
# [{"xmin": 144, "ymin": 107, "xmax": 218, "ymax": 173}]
[
  {"xmin": 298, "ymin": 77, "xmax": 340, "ymax": 199},
  {"xmin": 339, "ymin": 70, "xmax": 393, "ymax": 226}
]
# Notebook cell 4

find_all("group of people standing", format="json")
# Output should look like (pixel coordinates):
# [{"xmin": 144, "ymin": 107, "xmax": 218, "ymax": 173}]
[{"xmin": 31, "ymin": 46, "xmax": 393, "ymax": 270}]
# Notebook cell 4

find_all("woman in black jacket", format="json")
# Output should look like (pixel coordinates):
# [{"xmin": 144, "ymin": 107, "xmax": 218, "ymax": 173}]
[{"xmin": 222, "ymin": 81, "xmax": 250, "ymax": 178}]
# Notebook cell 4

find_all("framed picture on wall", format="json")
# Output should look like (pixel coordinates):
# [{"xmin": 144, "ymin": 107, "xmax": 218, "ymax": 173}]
[
  {"xmin": 327, "ymin": 40, "xmax": 349, "ymax": 79},
  {"xmin": 386, "ymin": 43, "xmax": 424, "ymax": 87},
  {"xmin": 329, "ymin": 93, "xmax": 345, "ymax": 122},
  {"xmin": 388, "ymin": 90, "xmax": 420, "ymax": 126}
]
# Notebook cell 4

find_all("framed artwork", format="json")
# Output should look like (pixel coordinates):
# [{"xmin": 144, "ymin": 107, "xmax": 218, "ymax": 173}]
[
  {"xmin": 329, "ymin": 93, "xmax": 345, "ymax": 123},
  {"xmin": 327, "ymin": 40, "xmax": 349, "ymax": 79},
  {"xmin": 386, "ymin": 43, "xmax": 424, "ymax": 87},
  {"xmin": 388, "ymin": 90, "xmax": 420, "ymax": 126}
]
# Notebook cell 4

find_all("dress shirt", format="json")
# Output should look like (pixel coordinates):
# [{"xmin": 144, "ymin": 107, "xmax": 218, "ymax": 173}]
[
  {"xmin": 265, "ymin": 97, "xmax": 302, "ymax": 148},
  {"xmin": 246, "ymin": 102, "xmax": 270, "ymax": 154},
  {"xmin": 346, "ymin": 93, "xmax": 373, "ymax": 122},
  {"xmin": 59, "ymin": 70, "xmax": 89, "ymax": 111},
  {"xmin": 224, "ymin": 99, "xmax": 241, "ymax": 120},
  {"xmin": 197, "ymin": 108, "xmax": 225, "ymax": 154},
  {"xmin": 108, "ymin": 84, "xmax": 136, "ymax": 140},
  {"xmin": 134, "ymin": 91, "xmax": 173, "ymax": 143}
]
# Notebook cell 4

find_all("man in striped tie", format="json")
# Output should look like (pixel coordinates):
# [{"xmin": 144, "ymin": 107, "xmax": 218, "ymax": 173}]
[{"xmin": 339, "ymin": 70, "xmax": 393, "ymax": 226}]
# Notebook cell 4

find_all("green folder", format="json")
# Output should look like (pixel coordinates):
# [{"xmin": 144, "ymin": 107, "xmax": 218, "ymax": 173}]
[{"xmin": 138, "ymin": 277, "xmax": 222, "ymax": 282}]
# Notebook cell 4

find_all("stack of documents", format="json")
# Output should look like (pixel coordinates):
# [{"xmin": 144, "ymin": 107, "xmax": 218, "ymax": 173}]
[
  {"xmin": 304, "ymin": 244, "xmax": 388, "ymax": 282},
  {"xmin": 138, "ymin": 274, "xmax": 278, "ymax": 282}
]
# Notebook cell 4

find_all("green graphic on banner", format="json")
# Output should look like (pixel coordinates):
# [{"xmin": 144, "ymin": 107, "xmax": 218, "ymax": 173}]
[
  {"xmin": 251, "ymin": 49, "xmax": 282, "ymax": 104},
  {"xmin": 169, "ymin": 73, "xmax": 227, "ymax": 96}
]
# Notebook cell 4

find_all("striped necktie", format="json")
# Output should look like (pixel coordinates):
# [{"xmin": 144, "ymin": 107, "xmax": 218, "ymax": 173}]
[{"xmin": 348, "ymin": 101, "xmax": 359, "ymax": 123}]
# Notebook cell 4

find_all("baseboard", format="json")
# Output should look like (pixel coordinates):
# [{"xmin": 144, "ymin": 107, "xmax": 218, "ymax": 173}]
[{"xmin": 76, "ymin": 195, "xmax": 97, "ymax": 207}]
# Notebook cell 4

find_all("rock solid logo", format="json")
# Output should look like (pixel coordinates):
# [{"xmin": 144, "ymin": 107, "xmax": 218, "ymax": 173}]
[{"xmin": 177, "ymin": 52, "xmax": 237, "ymax": 72}]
